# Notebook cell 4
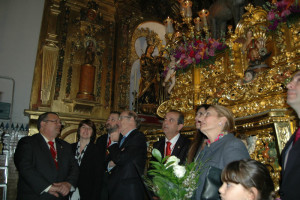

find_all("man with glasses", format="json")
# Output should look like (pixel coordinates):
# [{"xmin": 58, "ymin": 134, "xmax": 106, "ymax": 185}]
[
  {"xmin": 106, "ymin": 110, "xmax": 147, "ymax": 200},
  {"xmin": 96, "ymin": 111, "xmax": 121, "ymax": 199},
  {"xmin": 14, "ymin": 112, "xmax": 79, "ymax": 199},
  {"xmin": 280, "ymin": 71, "xmax": 300, "ymax": 200}
]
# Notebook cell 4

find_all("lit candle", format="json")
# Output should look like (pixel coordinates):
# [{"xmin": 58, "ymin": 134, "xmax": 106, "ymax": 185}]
[
  {"xmin": 183, "ymin": 0, "xmax": 193, "ymax": 18},
  {"xmin": 198, "ymin": 9, "xmax": 209, "ymax": 27},
  {"xmin": 164, "ymin": 17, "xmax": 174, "ymax": 34},
  {"xmin": 194, "ymin": 17, "xmax": 201, "ymax": 31}
]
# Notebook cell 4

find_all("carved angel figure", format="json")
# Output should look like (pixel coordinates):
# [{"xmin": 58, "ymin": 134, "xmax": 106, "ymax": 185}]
[{"xmin": 162, "ymin": 55, "xmax": 178, "ymax": 94}]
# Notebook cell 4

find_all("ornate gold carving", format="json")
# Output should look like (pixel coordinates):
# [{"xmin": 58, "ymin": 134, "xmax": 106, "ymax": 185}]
[
  {"xmin": 41, "ymin": 45, "xmax": 59, "ymax": 106},
  {"xmin": 158, "ymin": 5, "xmax": 300, "ymax": 124},
  {"xmin": 27, "ymin": 0, "xmax": 117, "ymax": 139},
  {"xmin": 156, "ymin": 5, "xmax": 299, "ymax": 191}
]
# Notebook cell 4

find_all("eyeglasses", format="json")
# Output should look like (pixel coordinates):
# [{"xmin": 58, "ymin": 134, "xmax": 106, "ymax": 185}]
[
  {"xmin": 119, "ymin": 116, "xmax": 131, "ymax": 120},
  {"xmin": 45, "ymin": 120, "xmax": 62, "ymax": 125}
]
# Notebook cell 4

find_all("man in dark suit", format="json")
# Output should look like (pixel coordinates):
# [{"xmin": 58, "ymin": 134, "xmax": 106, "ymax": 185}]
[
  {"xmin": 280, "ymin": 71, "xmax": 300, "ymax": 200},
  {"xmin": 96, "ymin": 111, "xmax": 121, "ymax": 199},
  {"xmin": 14, "ymin": 112, "xmax": 79, "ymax": 200},
  {"xmin": 153, "ymin": 110, "xmax": 190, "ymax": 165},
  {"xmin": 107, "ymin": 110, "xmax": 147, "ymax": 200},
  {"xmin": 96, "ymin": 111, "xmax": 121, "ymax": 161}
]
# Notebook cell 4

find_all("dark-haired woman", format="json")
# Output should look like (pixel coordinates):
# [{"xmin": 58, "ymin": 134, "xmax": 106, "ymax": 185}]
[
  {"xmin": 70, "ymin": 119, "xmax": 102, "ymax": 200},
  {"xmin": 219, "ymin": 159, "xmax": 275, "ymax": 200},
  {"xmin": 186, "ymin": 104, "xmax": 209, "ymax": 164}
]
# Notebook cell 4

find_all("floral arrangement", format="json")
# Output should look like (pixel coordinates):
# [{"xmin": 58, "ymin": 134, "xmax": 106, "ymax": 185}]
[
  {"xmin": 144, "ymin": 149, "xmax": 203, "ymax": 200},
  {"xmin": 264, "ymin": 0, "xmax": 300, "ymax": 31},
  {"xmin": 169, "ymin": 37, "xmax": 228, "ymax": 74}
]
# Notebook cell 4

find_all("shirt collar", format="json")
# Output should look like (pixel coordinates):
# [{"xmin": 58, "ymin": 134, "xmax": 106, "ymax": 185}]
[
  {"xmin": 123, "ymin": 129, "xmax": 135, "ymax": 138},
  {"xmin": 207, "ymin": 132, "xmax": 227, "ymax": 147},
  {"xmin": 41, "ymin": 133, "xmax": 56, "ymax": 149},
  {"xmin": 165, "ymin": 133, "xmax": 180, "ymax": 145},
  {"xmin": 41, "ymin": 133, "xmax": 55, "ymax": 143}
]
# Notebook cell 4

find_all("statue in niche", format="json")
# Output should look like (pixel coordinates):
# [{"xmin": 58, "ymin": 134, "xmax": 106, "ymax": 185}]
[
  {"xmin": 138, "ymin": 44, "xmax": 160, "ymax": 105},
  {"xmin": 76, "ymin": 38, "xmax": 97, "ymax": 101},
  {"xmin": 84, "ymin": 40, "xmax": 96, "ymax": 65},
  {"xmin": 242, "ymin": 29, "xmax": 270, "ymax": 68},
  {"xmin": 236, "ymin": 29, "xmax": 271, "ymax": 83}
]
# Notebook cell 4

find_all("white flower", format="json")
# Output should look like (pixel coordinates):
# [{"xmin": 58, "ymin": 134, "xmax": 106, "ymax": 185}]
[
  {"xmin": 165, "ymin": 156, "xmax": 180, "ymax": 168},
  {"xmin": 173, "ymin": 165, "xmax": 186, "ymax": 178}
]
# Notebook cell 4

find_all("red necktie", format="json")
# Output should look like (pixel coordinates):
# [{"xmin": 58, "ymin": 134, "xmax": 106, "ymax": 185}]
[
  {"xmin": 48, "ymin": 141, "xmax": 58, "ymax": 169},
  {"xmin": 166, "ymin": 141, "xmax": 172, "ymax": 156},
  {"xmin": 293, "ymin": 127, "xmax": 300, "ymax": 145},
  {"xmin": 106, "ymin": 137, "xmax": 111, "ymax": 155},
  {"xmin": 107, "ymin": 137, "xmax": 111, "ymax": 148}
]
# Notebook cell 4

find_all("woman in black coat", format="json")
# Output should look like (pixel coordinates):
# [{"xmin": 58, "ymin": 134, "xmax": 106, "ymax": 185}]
[{"xmin": 70, "ymin": 119, "xmax": 102, "ymax": 200}]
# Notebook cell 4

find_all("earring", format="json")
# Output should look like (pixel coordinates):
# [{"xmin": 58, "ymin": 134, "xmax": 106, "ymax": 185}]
[{"xmin": 218, "ymin": 122, "xmax": 222, "ymax": 126}]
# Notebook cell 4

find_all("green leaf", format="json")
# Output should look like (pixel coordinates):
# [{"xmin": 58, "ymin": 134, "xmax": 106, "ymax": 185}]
[{"xmin": 152, "ymin": 148, "xmax": 162, "ymax": 162}]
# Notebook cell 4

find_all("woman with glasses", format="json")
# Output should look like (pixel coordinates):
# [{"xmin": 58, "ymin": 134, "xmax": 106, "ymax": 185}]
[
  {"xmin": 70, "ymin": 119, "xmax": 102, "ymax": 200},
  {"xmin": 192, "ymin": 104, "xmax": 250, "ymax": 199}
]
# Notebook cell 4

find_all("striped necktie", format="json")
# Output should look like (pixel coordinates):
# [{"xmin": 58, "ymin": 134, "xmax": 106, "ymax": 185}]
[{"xmin": 48, "ymin": 141, "xmax": 58, "ymax": 169}]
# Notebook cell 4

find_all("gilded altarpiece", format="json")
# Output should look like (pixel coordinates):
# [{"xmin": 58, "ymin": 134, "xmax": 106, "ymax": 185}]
[
  {"xmin": 150, "ymin": 5, "xmax": 299, "ymax": 191},
  {"xmin": 25, "ymin": 0, "xmax": 117, "ymax": 142}
]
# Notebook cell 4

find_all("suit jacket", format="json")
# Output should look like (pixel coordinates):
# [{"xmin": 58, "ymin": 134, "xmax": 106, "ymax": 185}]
[
  {"xmin": 193, "ymin": 133, "xmax": 250, "ymax": 199},
  {"xmin": 14, "ymin": 133, "xmax": 79, "ymax": 200},
  {"xmin": 96, "ymin": 134, "xmax": 109, "ymax": 162},
  {"xmin": 71, "ymin": 142, "xmax": 102, "ymax": 200},
  {"xmin": 280, "ymin": 132, "xmax": 300, "ymax": 200},
  {"xmin": 96, "ymin": 133, "xmax": 123, "ymax": 200},
  {"xmin": 107, "ymin": 129, "xmax": 147, "ymax": 200},
  {"xmin": 152, "ymin": 134, "xmax": 191, "ymax": 165}
]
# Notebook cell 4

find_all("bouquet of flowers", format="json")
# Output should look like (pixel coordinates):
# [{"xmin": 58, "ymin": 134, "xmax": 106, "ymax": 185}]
[
  {"xmin": 171, "ymin": 37, "xmax": 227, "ymax": 74},
  {"xmin": 264, "ymin": 0, "xmax": 300, "ymax": 31},
  {"xmin": 144, "ymin": 149, "xmax": 203, "ymax": 200}
]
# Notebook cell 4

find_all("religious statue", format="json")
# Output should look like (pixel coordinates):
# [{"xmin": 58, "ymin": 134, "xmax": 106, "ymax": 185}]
[
  {"xmin": 162, "ymin": 55, "xmax": 177, "ymax": 94},
  {"xmin": 235, "ymin": 28, "xmax": 271, "ymax": 83},
  {"xmin": 84, "ymin": 40, "xmax": 96, "ymax": 65},
  {"xmin": 138, "ymin": 45, "xmax": 160, "ymax": 105},
  {"xmin": 242, "ymin": 29, "xmax": 270, "ymax": 68},
  {"xmin": 76, "ymin": 39, "xmax": 97, "ymax": 101}
]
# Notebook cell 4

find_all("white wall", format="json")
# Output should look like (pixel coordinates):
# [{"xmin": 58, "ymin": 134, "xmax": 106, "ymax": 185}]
[{"xmin": 0, "ymin": 0, "xmax": 45, "ymax": 124}]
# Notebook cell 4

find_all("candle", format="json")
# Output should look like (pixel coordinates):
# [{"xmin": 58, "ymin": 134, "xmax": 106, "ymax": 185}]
[
  {"xmin": 198, "ymin": 9, "xmax": 209, "ymax": 27},
  {"xmin": 183, "ymin": 0, "xmax": 193, "ymax": 18},
  {"xmin": 164, "ymin": 17, "xmax": 174, "ymax": 34},
  {"xmin": 194, "ymin": 17, "xmax": 201, "ymax": 31}
]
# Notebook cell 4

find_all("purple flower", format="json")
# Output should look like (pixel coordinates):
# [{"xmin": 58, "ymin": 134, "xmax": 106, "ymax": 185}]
[
  {"xmin": 281, "ymin": 9, "xmax": 291, "ymax": 17},
  {"xmin": 186, "ymin": 57, "xmax": 193, "ymax": 64},
  {"xmin": 178, "ymin": 46, "xmax": 185, "ymax": 51},
  {"xmin": 195, "ymin": 53, "xmax": 202, "ymax": 60},
  {"xmin": 180, "ymin": 54, "xmax": 187, "ymax": 60},
  {"xmin": 267, "ymin": 11, "xmax": 276, "ymax": 21},
  {"xmin": 208, "ymin": 48, "xmax": 215, "ymax": 56},
  {"xmin": 211, "ymin": 41, "xmax": 220, "ymax": 49}
]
